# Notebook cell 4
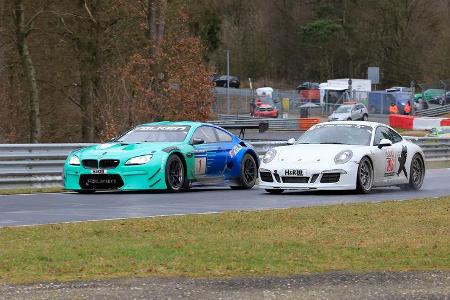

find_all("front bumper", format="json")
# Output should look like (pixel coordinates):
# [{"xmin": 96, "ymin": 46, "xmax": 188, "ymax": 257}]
[
  {"xmin": 258, "ymin": 162, "xmax": 358, "ymax": 191},
  {"xmin": 63, "ymin": 160, "xmax": 167, "ymax": 191},
  {"xmin": 253, "ymin": 110, "xmax": 278, "ymax": 118}
]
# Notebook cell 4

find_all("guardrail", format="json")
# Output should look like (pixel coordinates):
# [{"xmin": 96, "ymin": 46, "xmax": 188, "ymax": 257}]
[
  {"xmin": 415, "ymin": 104, "xmax": 450, "ymax": 117},
  {"xmin": 0, "ymin": 138, "xmax": 449, "ymax": 190}
]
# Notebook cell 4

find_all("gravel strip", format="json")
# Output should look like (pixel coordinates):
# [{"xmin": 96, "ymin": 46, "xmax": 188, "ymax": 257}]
[{"xmin": 1, "ymin": 271, "xmax": 449, "ymax": 300}]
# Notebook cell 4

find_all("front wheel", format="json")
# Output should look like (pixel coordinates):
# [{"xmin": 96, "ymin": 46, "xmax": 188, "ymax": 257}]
[
  {"xmin": 356, "ymin": 157, "xmax": 373, "ymax": 193},
  {"xmin": 231, "ymin": 153, "xmax": 257, "ymax": 189},
  {"xmin": 165, "ymin": 154, "xmax": 185, "ymax": 192},
  {"xmin": 408, "ymin": 154, "xmax": 425, "ymax": 190},
  {"xmin": 362, "ymin": 114, "xmax": 368, "ymax": 121}
]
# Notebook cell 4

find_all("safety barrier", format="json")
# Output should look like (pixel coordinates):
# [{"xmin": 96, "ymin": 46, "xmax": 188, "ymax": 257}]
[
  {"xmin": 390, "ymin": 114, "xmax": 450, "ymax": 130},
  {"xmin": 415, "ymin": 104, "xmax": 450, "ymax": 117},
  {"xmin": 0, "ymin": 138, "xmax": 449, "ymax": 189}
]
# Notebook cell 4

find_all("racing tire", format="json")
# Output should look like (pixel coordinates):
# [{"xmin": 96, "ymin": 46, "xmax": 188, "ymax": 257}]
[
  {"xmin": 265, "ymin": 189, "xmax": 284, "ymax": 194},
  {"xmin": 356, "ymin": 157, "xmax": 373, "ymax": 194},
  {"xmin": 165, "ymin": 154, "xmax": 185, "ymax": 193},
  {"xmin": 230, "ymin": 153, "xmax": 257, "ymax": 189},
  {"xmin": 362, "ymin": 114, "xmax": 368, "ymax": 121},
  {"xmin": 347, "ymin": 118, "xmax": 352, "ymax": 121},
  {"xmin": 407, "ymin": 154, "xmax": 425, "ymax": 190}
]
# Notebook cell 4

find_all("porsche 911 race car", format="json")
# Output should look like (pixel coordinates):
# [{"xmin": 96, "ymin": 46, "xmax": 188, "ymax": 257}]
[
  {"xmin": 259, "ymin": 121, "xmax": 425, "ymax": 194},
  {"xmin": 63, "ymin": 122, "xmax": 260, "ymax": 192}
]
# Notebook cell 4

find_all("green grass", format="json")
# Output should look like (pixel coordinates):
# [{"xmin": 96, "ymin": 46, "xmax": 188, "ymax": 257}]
[
  {"xmin": 0, "ymin": 187, "xmax": 63, "ymax": 195},
  {"xmin": 0, "ymin": 197, "xmax": 449, "ymax": 283}
]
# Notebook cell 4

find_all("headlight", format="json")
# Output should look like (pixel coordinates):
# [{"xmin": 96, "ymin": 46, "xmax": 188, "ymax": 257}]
[
  {"xmin": 125, "ymin": 154, "xmax": 153, "ymax": 165},
  {"xmin": 334, "ymin": 150, "xmax": 353, "ymax": 164},
  {"xmin": 69, "ymin": 155, "xmax": 80, "ymax": 166},
  {"xmin": 263, "ymin": 149, "xmax": 277, "ymax": 164}
]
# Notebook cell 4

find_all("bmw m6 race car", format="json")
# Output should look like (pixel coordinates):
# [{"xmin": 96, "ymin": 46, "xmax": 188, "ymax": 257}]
[
  {"xmin": 259, "ymin": 121, "xmax": 425, "ymax": 194},
  {"xmin": 63, "ymin": 122, "xmax": 260, "ymax": 192}
]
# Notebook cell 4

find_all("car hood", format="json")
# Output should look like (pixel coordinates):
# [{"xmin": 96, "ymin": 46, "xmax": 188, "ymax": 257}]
[
  {"xmin": 74, "ymin": 142, "xmax": 185, "ymax": 160},
  {"xmin": 274, "ymin": 144, "xmax": 366, "ymax": 164}
]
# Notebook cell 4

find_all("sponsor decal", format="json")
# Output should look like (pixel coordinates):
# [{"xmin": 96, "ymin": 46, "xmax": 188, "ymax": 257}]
[
  {"xmin": 229, "ymin": 145, "xmax": 242, "ymax": 158},
  {"xmin": 397, "ymin": 145, "xmax": 408, "ymax": 178},
  {"xmin": 284, "ymin": 169, "xmax": 303, "ymax": 176},
  {"xmin": 384, "ymin": 148, "xmax": 396, "ymax": 176},
  {"xmin": 91, "ymin": 169, "xmax": 107, "ymax": 174},
  {"xmin": 136, "ymin": 126, "xmax": 187, "ymax": 131}
]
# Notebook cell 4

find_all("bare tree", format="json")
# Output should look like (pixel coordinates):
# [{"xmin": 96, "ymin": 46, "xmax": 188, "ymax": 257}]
[{"xmin": 13, "ymin": 0, "xmax": 41, "ymax": 142}]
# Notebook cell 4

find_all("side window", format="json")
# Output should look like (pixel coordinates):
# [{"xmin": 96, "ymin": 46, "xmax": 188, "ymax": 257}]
[
  {"xmin": 191, "ymin": 126, "xmax": 218, "ymax": 144},
  {"xmin": 388, "ymin": 128, "xmax": 403, "ymax": 143},
  {"xmin": 373, "ymin": 126, "xmax": 392, "ymax": 145},
  {"xmin": 215, "ymin": 129, "xmax": 233, "ymax": 142}
]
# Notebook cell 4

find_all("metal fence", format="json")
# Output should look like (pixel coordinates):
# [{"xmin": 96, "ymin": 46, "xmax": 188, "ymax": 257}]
[{"xmin": 0, "ymin": 138, "xmax": 449, "ymax": 190}]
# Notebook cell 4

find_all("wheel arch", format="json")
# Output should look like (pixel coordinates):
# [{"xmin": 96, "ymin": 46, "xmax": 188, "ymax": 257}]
[{"xmin": 244, "ymin": 148, "xmax": 260, "ymax": 168}]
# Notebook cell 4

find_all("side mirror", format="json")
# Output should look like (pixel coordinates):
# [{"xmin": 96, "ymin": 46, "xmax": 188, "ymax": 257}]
[
  {"xmin": 191, "ymin": 138, "xmax": 205, "ymax": 145},
  {"xmin": 109, "ymin": 137, "xmax": 117, "ymax": 142},
  {"xmin": 287, "ymin": 138, "xmax": 296, "ymax": 145},
  {"xmin": 378, "ymin": 138, "xmax": 392, "ymax": 149}
]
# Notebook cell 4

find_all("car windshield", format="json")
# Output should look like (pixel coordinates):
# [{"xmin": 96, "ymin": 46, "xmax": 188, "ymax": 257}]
[
  {"xmin": 335, "ymin": 106, "xmax": 352, "ymax": 113},
  {"xmin": 116, "ymin": 125, "xmax": 191, "ymax": 143},
  {"xmin": 297, "ymin": 124, "xmax": 373, "ymax": 146}
]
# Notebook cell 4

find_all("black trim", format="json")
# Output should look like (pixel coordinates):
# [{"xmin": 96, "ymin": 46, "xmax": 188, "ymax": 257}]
[
  {"xmin": 162, "ymin": 146, "xmax": 179, "ymax": 153},
  {"xmin": 150, "ymin": 178, "xmax": 161, "ymax": 188}
]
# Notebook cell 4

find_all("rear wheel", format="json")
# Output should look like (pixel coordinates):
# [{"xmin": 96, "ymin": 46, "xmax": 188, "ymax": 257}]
[
  {"xmin": 356, "ymin": 157, "xmax": 373, "ymax": 193},
  {"xmin": 165, "ymin": 154, "xmax": 185, "ymax": 192},
  {"xmin": 231, "ymin": 153, "xmax": 257, "ymax": 189},
  {"xmin": 347, "ymin": 117, "xmax": 352, "ymax": 121},
  {"xmin": 408, "ymin": 154, "xmax": 425, "ymax": 190},
  {"xmin": 265, "ymin": 189, "xmax": 284, "ymax": 194}
]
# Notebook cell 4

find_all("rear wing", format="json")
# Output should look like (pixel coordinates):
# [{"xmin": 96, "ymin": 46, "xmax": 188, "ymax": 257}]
[{"xmin": 216, "ymin": 122, "xmax": 269, "ymax": 139}]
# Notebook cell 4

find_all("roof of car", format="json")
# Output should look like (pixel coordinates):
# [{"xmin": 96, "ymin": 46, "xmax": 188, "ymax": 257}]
[
  {"xmin": 139, "ymin": 121, "xmax": 221, "ymax": 128},
  {"xmin": 320, "ymin": 121, "xmax": 386, "ymax": 128}
]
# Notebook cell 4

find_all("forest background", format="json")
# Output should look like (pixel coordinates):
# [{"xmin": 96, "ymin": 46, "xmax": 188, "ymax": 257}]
[{"xmin": 0, "ymin": 0, "xmax": 449, "ymax": 143}]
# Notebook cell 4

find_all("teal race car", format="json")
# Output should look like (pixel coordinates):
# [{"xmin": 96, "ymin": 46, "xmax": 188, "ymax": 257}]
[{"xmin": 63, "ymin": 121, "xmax": 261, "ymax": 192}]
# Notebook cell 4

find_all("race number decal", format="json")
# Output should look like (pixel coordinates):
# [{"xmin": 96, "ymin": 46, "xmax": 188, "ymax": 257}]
[
  {"xmin": 195, "ymin": 157, "xmax": 207, "ymax": 175},
  {"xmin": 384, "ymin": 149, "xmax": 395, "ymax": 176}
]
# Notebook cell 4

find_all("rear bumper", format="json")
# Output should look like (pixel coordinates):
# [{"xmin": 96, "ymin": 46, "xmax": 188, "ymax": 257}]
[{"xmin": 253, "ymin": 110, "xmax": 278, "ymax": 118}]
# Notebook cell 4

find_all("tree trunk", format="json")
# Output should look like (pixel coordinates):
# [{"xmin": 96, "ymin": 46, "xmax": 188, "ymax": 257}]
[
  {"xmin": 13, "ymin": 0, "xmax": 41, "ymax": 143},
  {"xmin": 147, "ymin": 0, "xmax": 167, "ymax": 56},
  {"xmin": 76, "ymin": 0, "xmax": 100, "ymax": 142}
]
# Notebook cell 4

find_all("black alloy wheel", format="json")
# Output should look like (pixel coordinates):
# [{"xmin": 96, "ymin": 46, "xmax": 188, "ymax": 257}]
[{"xmin": 165, "ymin": 154, "xmax": 185, "ymax": 192}]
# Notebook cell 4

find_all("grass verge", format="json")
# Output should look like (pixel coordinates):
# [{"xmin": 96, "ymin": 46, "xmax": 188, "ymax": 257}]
[
  {"xmin": 0, "ymin": 187, "xmax": 63, "ymax": 195},
  {"xmin": 0, "ymin": 197, "xmax": 449, "ymax": 284}
]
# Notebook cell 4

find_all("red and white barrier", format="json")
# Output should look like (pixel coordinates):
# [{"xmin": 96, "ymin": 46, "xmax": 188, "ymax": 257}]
[{"xmin": 390, "ymin": 114, "xmax": 450, "ymax": 130}]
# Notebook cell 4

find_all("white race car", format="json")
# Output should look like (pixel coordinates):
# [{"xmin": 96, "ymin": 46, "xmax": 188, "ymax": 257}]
[{"xmin": 259, "ymin": 121, "xmax": 425, "ymax": 194}]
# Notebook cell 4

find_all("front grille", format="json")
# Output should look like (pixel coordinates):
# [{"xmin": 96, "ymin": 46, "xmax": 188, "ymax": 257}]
[
  {"xmin": 82, "ymin": 159, "xmax": 98, "ymax": 169},
  {"xmin": 99, "ymin": 159, "xmax": 120, "ymax": 169},
  {"xmin": 310, "ymin": 174, "xmax": 320, "ymax": 183},
  {"xmin": 320, "ymin": 173, "xmax": 341, "ymax": 183},
  {"xmin": 79, "ymin": 174, "xmax": 124, "ymax": 190},
  {"xmin": 273, "ymin": 173, "xmax": 281, "ymax": 183},
  {"xmin": 259, "ymin": 171, "xmax": 274, "ymax": 182},
  {"xmin": 282, "ymin": 176, "xmax": 309, "ymax": 183},
  {"xmin": 259, "ymin": 107, "xmax": 274, "ymax": 111}
]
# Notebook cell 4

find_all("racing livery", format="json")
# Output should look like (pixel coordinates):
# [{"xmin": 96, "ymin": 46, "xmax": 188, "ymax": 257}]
[
  {"xmin": 259, "ymin": 121, "xmax": 425, "ymax": 194},
  {"xmin": 64, "ymin": 122, "xmax": 259, "ymax": 192}
]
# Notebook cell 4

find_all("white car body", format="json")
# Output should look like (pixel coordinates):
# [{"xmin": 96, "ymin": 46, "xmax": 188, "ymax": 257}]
[{"xmin": 259, "ymin": 121, "xmax": 425, "ymax": 192}]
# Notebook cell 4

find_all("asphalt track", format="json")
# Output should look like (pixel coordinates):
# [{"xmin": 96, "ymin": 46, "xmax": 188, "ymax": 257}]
[{"xmin": 1, "ymin": 168, "xmax": 449, "ymax": 227}]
